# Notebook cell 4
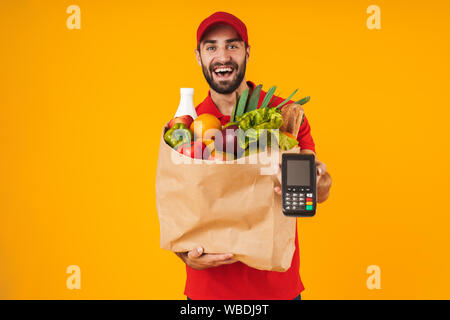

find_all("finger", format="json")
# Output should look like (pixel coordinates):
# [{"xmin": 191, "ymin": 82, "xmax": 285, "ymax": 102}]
[
  {"xmin": 274, "ymin": 186, "xmax": 282, "ymax": 195},
  {"xmin": 318, "ymin": 172, "xmax": 332, "ymax": 189},
  {"xmin": 188, "ymin": 246, "xmax": 203, "ymax": 259},
  {"xmin": 216, "ymin": 258, "xmax": 237, "ymax": 266},
  {"xmin": 316, "ymin": 161, "xmax": 327, "ymax": 176},
  {"xmin": 203, "ymin": 253, "xmax": 234, "ymax": 264},
  {"xmin": 190, "ymin": 257, "xmax": 236, "ymax": 271}
]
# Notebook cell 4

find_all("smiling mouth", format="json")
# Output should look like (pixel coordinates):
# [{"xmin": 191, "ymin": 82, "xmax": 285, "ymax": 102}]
[{"xmin": 212, "ymin": 66, "xmax": 235, "ymax": 80}]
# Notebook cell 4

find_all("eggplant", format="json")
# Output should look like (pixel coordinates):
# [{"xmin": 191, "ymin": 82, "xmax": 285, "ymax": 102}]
[{"xmin": 214, "ymin": 124, "xmax": 245, "ymax": 157}]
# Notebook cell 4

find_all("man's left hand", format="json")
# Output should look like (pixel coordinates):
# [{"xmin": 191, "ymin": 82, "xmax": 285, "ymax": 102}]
[{"xmin": 314, "ymin": 159, "xmax": 331, "ymax": 203}]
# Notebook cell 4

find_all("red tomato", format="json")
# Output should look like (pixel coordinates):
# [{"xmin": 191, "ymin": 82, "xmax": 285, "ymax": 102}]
[{"xmin": 177, "ymin": 141, "xmax": 209, "ymax": 159}]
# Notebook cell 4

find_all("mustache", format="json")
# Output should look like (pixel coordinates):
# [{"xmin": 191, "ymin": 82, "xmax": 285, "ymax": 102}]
[{"xmin": 209, "ymin": 62, "xmax": 239, "ymax": 73}]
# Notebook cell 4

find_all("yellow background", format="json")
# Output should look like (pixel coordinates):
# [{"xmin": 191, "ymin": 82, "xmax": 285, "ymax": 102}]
[{"xmin": 1, "ymin": 0, "xmax": 449, "ymax": 299}]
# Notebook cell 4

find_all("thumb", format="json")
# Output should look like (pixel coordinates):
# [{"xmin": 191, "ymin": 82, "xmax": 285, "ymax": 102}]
[{"xmin": 188, "ymin": 246, "xmax": 203, "ymax": 259}]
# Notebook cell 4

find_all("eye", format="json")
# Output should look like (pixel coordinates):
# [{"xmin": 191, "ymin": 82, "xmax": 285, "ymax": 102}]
[
  {"xmin": 206, "ymin": 46, "xmax": 216, "ymax": 52},
  {"xmin": 228, "ymin": 44, "xmax": 238, "ymax": 49}
]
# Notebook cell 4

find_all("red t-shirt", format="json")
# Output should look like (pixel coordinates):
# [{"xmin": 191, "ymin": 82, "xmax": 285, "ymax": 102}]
[{"xmin": 184, "ymin": 81, "xmax": 316, "ymax": 300}]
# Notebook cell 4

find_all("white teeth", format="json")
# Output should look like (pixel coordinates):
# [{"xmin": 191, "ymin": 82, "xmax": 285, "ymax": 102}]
[{"xmin": 214, "ymin": 67, "xmax": 233, "ymax": 72}]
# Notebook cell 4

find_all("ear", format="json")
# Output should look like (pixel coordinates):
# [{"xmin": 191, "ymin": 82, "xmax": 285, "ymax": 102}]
[
  {"xmin": 245, "ymin": 45, "xmax": 250, "ymax": 63},
  {"xmin": 195, "ymin": 49, "xmax": 202, "ymax": 67}
]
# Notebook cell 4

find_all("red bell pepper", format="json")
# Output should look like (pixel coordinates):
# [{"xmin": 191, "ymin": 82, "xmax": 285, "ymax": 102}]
[{"xmin": 177, "ymin": 141, "xmax": 209, "ymax": 160}]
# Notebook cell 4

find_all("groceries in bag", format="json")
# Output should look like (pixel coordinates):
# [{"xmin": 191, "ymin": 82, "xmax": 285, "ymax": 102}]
[
  {"xmin": 155, "ymin": 85, "xmax": 311, "ymax": 271},
  {"xmin": 163, "ymin": 85, "xmax": 310, "ymax": 159}
]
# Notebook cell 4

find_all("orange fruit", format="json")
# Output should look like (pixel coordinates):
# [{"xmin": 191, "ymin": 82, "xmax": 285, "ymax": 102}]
[
  {"xmin": 190, "ymin": 114, "xmax": 222, "ymax": 140},
  {"xmin": 203, "ymin": 138, "xmax": 215, "ymax": 147}
]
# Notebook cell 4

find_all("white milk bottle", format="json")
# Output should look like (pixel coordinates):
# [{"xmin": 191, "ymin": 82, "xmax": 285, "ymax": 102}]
[{"xmin": 174, "ymin": 88, "xmax": 197, "ymax": 119}]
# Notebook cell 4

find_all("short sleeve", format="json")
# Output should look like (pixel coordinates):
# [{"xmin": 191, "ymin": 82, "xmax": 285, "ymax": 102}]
[{"xmin": 296, "ymin": 115, "xmax": 315, "ymax": 153}]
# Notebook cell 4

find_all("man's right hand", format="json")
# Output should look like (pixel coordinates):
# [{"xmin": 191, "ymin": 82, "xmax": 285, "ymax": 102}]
[{"xmin": 175, "ymin": 247, "xmax": 237, "ymax": 270}]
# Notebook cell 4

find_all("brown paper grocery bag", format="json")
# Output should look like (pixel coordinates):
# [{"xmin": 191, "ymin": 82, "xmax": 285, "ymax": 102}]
[{"xmin": 155, "ymin": 126, "xmax": 300, "ymax": 271}]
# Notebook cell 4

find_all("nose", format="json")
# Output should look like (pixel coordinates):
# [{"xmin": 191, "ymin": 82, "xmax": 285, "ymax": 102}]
[{"xmin": 214, "ymin": 47, "xmax": 232, "ymax": 64}]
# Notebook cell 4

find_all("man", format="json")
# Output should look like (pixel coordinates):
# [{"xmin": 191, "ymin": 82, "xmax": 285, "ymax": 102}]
[{"xmin": 175, "ymin": 11, "xmax": 332, "ymax": 300}]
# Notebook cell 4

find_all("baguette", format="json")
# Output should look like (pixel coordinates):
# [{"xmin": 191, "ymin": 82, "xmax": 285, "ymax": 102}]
[{"xmin": 279, "ymin": 103, "xmax": 304, "ymax": 138}]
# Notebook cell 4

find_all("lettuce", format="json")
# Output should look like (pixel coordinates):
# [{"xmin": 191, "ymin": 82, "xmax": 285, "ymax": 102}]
[{"xmin": 277, "ymin": 132, "xmax": 299, "ymax": 150}]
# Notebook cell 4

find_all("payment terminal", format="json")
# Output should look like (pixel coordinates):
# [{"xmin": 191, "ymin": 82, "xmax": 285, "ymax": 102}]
[{"xmin": 281, "ymin": 154, "xmax": 317, "ymax": 217}]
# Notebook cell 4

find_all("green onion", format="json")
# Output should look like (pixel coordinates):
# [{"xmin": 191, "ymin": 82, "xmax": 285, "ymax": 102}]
[
  {"xmin": 294, "ymin": 96, "xmax": 310, "ymax": 105},
  {"xmin": 260, "ymin": 86, "xmax": 277, "ymax": 108},
  {"xmin": 267, "ymin": 95, "xmax": 278, "ymax": 108},
  {"xmin": 235, "ymin": 88, "xmax": 249, "ymax": 118},
  {"xmin": 246, "ymin": 84, "xmax": 262, "ymax": 113},
  {"xmin": 230, "ymin": 91, "xmax": 239, "ymax": 122},
  {"xmin": 275, "ymin": 88, "xmax": 298, "ymax": 109}
]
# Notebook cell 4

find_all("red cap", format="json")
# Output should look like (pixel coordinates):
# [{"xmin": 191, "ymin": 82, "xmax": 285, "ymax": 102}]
[{"xmin": 197, "ymin": 12, "xmax": 248, "ymax": 48}]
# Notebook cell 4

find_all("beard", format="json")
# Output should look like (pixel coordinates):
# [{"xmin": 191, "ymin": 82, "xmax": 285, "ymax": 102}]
[{"xmin": 201, "ymin": 58, "xmax": 247, "ymax": 94}]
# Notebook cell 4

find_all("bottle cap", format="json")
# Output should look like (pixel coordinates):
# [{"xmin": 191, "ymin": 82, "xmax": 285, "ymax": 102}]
[{"xmin": 180, "ymin": 88, "xmax": 194, "ymax": 95}]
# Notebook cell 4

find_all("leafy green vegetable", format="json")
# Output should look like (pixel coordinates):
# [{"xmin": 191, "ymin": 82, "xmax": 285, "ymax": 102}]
[
  {"xmin": 223, "ymin": 121, "xmax": 239, "ymax": 129},
  {"xmin": 237, "ymin": 129, "xmax": 299, "ymax": 151},
  {"xmin": 275, "ymin": 88, "xmax": 298, "ymax": 109},
  {"xmin": 230, "ymin": 91, "xmax": 239, "ymax": 122},
  {"xmin": 235, "ymin": 88, "xmax": 249, "ymax": 118},
  {"xmin": 227, "ymin": 85, "xmax": 309, "ymax": 154},
  {"xmin": 235, "ymin": 108, "xmax": 283, "ymax": 149},
  {"xmin": 277, "ymin": 132, "xmax": 299, "ymax": 150},
  {"xmin": 267, "ymin": 95, "xmax": 278, "ymax": 108},
  {"xmin": 246, "ymin": 84, "xmax": 262, "ymax": 113},
  {"xmin": 237, "ymin": 107, "xmax": 283, "ymax": 131},
  {"xmin": 294, "ymin": 96, "xmax": 310, "ymax": 105},
  {"xmin": 237, "ymin": 128, "xmax": 296, "ymax": 150},
  {"xmin": 260, "ymin": 86, "xmax": 277, "ymax": 108}
]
